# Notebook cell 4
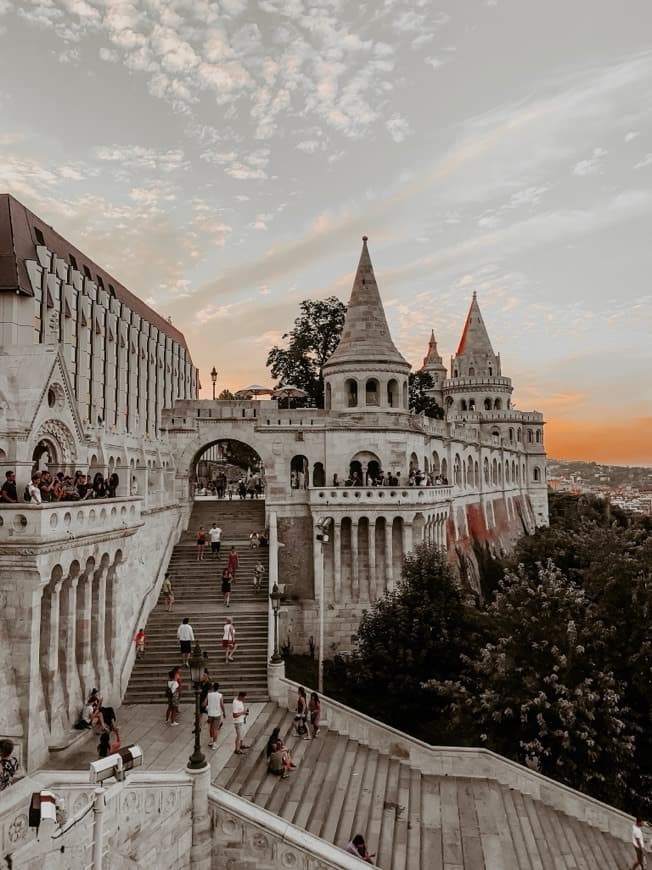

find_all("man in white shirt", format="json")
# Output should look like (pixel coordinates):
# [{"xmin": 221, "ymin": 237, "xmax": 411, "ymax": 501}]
[
  {"xmin": 206, "ymin": 682, "xmax": 226, "ymax": 748},
  {"xmin": 232, "ymin": 691, "xmax": 249, "ymax": 754},
  {"xmin": 176, "ymin": 617, "xmax": 195, "ymax": 666},
  {"xmin": 28, "ymin": 473, "xmax": 42, "ymax": 505},
  {"xmin": 632, "ymin": 818, "xmax": 646, "ymax": 869},
  {"xmin": 209, "ymin": 523, "xmax": 222, "ymax": 559}
]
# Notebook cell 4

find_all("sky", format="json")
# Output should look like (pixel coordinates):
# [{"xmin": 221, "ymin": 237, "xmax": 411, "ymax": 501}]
[{"xmin": 0, "ymin": 0, "xmax": 650, "ymax": 465}]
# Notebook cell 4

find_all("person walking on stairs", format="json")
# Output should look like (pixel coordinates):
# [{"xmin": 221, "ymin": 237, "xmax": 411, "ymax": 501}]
[
  {"xmin": 177, "ymin": 617, "xmax": 195, "ymax": 666},
  {"xmin": 165, "ymin": 667, "xmax": 181, "ymax": 726},
  {"xmin": 232, "ymin": 690, "xmax": 249, "ymax": 754},
  {"xmin": 293, "ymin": 686, "xmax": 309, "ymax": 738},
  {"xmin": 206, "ymin": 682, "xmax": 225, "ymax": 749},
  {"xmin": 162, "ymin": 572, "xmax": 174, "ymax": 611},
  {"xmin": 253, "ymin": 560, "xmax": 265, "ymax": 593},
  {"xmin": 196, "ymin": 526, "xmax": 207, "ymax": 561},
  {"xmin": 308, "ymin": 691, "xmax": 321, "ymax": 738},
  {"xmin": 209, "ymin": 522, "xmax": 222, "ymax": 559},
  {"xmin": 223, "ymin": 617, "xmax": 237, "ymax": 662},
  {"xmin": 227, "ymin": 546, "xmax": 239, "ymax": 584},
  {"xmin": 222, "ymin": 567, "xmax": 232, "ymax": 607}
]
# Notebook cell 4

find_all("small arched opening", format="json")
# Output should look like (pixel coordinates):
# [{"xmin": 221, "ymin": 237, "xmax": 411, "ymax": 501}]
[
  {"xmin": 387, "ymin": 378, "xmax": 399, "ymax": 408},
  {"xmin": 484, "ymin": 397, "xmax": 492, "ymax": 410},
  {"xmin": 474, "ymin": 460, "xmax": 480, "ymax": 488},
  {"xmin": 441, "ymin": 458, "xmax": 448, "ymax": 482},
  {"xmin": 313, "ymin": 462, "xmax": 325, "ymax": 487},
  {"xmin": 535, "ymin": 430, "xmax": 541, "ymax": 443},
  {"xmin": 291, "ymin": 455, "xmax": 309, "ymax": 489},
  {"xmin": 466, "ymin": 456, "xmax": 473, "ymax": 489},
  {"xmin": 453, "ymin": 454, "xmax": 462, "ymax": 486},
  {"xmin": 460, "ymin": 399, "xmax": 468, "ymax": 412},
  {"xmin": 483, "ymin": 458, "xmax": 490, "ymax": 485},
  {"xmin": 492, "ymin": 458, "xmax": 498, "ymax": 485},
  {"xmin": 494, "ymin": 398, "xmax": 502, "ymax": 410},
  {"xmin": 432, "ymin": 451, "xmax": 441, "ymax": 475},
  {"xmin": 345, "ymin": 379, "xmax": 358, "ymax": 408},
  {"xmin": 508, "ymin": 428, "xmax": 514, "ymax": 442},
  {"xmin": 527, "ymin": 429, "xmax": 533, "ymax": 444},
  {"xmin": 533, "ymin": 466, "xmax": 541, "ymax": 482},
  {"xmin": 365, "ymin": 378, "xmax": 379, "ymax": 406},
  {"xmin": 402, "ymin": 381, "xmax": 408, "ymax": 408}
]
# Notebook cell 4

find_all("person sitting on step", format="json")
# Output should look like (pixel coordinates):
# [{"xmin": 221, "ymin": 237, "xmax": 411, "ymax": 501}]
[{"xmin": 266, "ymin": 727, "xmax": 295, "ymax": 778}]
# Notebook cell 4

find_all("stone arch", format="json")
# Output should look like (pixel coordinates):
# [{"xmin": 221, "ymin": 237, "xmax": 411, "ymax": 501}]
[
  {"xmin": 431, "ymin": 450, "xmax": 441, "ymax": 474},
  {"xmin": 484, "ymin": 457, "xmax": 490, "ymax": 484},
  {"xmin": 494, "ymin": 398, "xmax": 502, "ymax": 410},
  {"xmin": 474, "ymin": 460, "xmax": 480, "ymax": 488},
  {"xmin": 460, "ymin": 399, "xmax": 467, "ymax": 412},
  {"xmin": 413, "ymin": 512, "xmax": 426, "ymax": 542},
  {"xmin": 533, "ymin": 465, "xmax": 541, "ymax": 482},
  {"xmin": 32, "ymin": 419, "xmax": 78, "ymax": 469},
  {"xmin": 365, "ymin": 378, "xmax": 380, "ymax": 406},
  {"xmin": 350, "ymin": 450, "xmax": 382, "ymax": 485},
  {"xmin": 508, "ymin": 428, "xmax": 514, "ymax": 442},
  {"xmin": 175, "ymin": 428, "xmax": 274, "ymax": 485},
  {"xmin": 291, "ymin": 455, "xmax": 309, "ymax": 489},
  {"xmin": 441, "ymin": 457, "xmax": 448, "ymax": 481},
  {"xmin": 453, "ymin": 453, "xmax": 462, "ymax": 486},
  {"xmin": 466, "ymin": 456, "xmax": 473, "ymax": 489},
  {"xmin": 387, "ymin": 378, "xmax": 399, "ymax": 408},
  {"xmin": 409, "ymin": 452, "xmax": 419, "ymax": 473},
  {"xmin": 527, "ymin": 429, "xmax": 533, "ymax": 443},
  {"xmin": 505, "ymin": 460, "xmax": 510, "ymax": 483},
  {"xmin": 402, "ymin": 381, "xmax": 408, "ymax": 408},
  {"xmin": 345, "ymin": 378, "xmax": 358, "ymax": 407},
  {"xmin": 468, "ymin": 397, "xmax": 476, "ymax": 411},
  {"xmin": 492, "ymin": 458, "xmax": 498, "ymax": 485},
  {"xmin": 535, "ymin": 429, "xmax": 541, "ymax": 443},
  {"xmin": 313, "ymin": 461, "xmax": 325, "ymax": 487}
]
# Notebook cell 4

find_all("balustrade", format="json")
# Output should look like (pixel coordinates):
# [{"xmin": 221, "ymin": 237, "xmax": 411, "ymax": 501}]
[{"xmin": 0, "ymin": 496, "xmax": 142, "ymax": 543}]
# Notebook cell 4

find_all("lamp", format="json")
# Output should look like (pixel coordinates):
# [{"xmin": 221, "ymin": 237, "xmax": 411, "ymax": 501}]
[
  {"xmin": 210, "ymin": 366, "xmax": 218, "ymax": 400},
  {"xmin": 188, "ymin": 642, "xmax": 207, "ymax": 770},
  {"xmin": 269, "ymin": 583, "xmax": 282, "ymax": 664}
]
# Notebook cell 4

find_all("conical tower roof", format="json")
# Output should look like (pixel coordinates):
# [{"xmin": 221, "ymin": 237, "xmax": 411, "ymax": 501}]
[
  {"xmin": 421, "ymin": 329, "xmax": 445, "ymax": 370},
  {"xmin": 456, "ymin": 291, "xmax": 496, "ymax": 358},
  {"xmin": 324, "ymin": 236, "xmax": 409, "ymax": 371}
]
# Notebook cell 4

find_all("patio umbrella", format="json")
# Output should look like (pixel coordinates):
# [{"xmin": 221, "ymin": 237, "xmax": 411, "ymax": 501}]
[
  {"xmin": 272, "ymin": 385, "xmax": 308, "ymax": 398},
  {"xmin": 235, "ymin": 384, "xmax": 274, "ymax": 397}
]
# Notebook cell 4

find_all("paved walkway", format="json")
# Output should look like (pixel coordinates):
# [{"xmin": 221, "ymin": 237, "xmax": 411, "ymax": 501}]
[{"xmin": 45, "ymin": 701, "xmax": 268, "ymax": 783}]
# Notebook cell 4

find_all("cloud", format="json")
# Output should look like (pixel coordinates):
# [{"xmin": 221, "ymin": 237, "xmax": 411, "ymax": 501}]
[
  {"xmin": 572, "ymin": 147, "xmax": 608, "ymax": 176},
  {"xmin": 625, "ymin": 130, "xmax": 639, "ymax": 142},
  {"xmin": 634, "ymin": 153, "xmax": 652, "ymax": 169},
  {"xmin": 94, "ymin": 145, "xmax": 190, "ymax": 173},
  {"xmin": 386, "ymin": 115, "xmax": 411, "ymax": 143}
]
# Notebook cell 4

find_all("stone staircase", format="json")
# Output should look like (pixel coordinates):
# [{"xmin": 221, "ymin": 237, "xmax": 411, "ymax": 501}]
[
  {"xmin": 216, "ymin": 702, "xmax": 633, "ymax": 870},
  {"xmin": 123, "ymin": 498, "xmax": 269, "ymax": 704}
]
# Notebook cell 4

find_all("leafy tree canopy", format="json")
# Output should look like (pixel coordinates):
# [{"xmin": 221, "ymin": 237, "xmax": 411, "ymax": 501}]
[
  {"xmin": 408, "ymin": 371, "xmax": 444, "ymax": 418},
  {"xmin": 266, "ymin": 297, "xmax": 346, "ymax": 407},
  {"xmin": 217, "ymin": 388, "xmax": 235, "ymax": 400}
]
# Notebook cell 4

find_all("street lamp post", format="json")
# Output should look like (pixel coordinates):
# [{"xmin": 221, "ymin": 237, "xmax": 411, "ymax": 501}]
[
  {"xmin": 188, "ymin": 642, "xmax": 207, "ymax": 770},
  {"xmin": 315, "ymin": 518, "xmax": 331, "ymax": 696},
  {"xmin": 210, "ymin": 366, "xmax": 218, "ymax": 400},
  {"xmin": 269, "ymin": 583, "xmax": 282, "ymax": 663}
]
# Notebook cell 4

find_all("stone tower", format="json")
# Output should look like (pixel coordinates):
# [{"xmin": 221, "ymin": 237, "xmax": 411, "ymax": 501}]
[
  {"xmin": 444, "ymin": 292, "xmax": 513, "ymax": 416},
  {"xmin": 323, "ymin": 236, "xmax": 411, "ymax": 412},
  {"xmin": 419, "ymin": 329, "xmax": 447, "ymax": 407}
]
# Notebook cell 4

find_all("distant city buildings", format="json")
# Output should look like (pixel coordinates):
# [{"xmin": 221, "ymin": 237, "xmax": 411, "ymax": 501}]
[{"xmin": 547, "ymin": 460, "xmax": 652, "ymax": 515}]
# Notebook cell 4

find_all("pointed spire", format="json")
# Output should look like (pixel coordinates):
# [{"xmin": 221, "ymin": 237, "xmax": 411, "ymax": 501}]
[
  {"xmin": 456, "ymin": 291, "xmax": 496, "ymax": 357},
  {"xmin": 324, "ymin": 236, "xmax": 409, "ymax": 370},
  {"xmin": 421, "ymin": 329, "xmax": 444, "ymax": 370}
]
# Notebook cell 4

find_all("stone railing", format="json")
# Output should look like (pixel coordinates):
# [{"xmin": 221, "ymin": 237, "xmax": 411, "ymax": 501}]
[
  {"xmin": 0, "ymin": 769, "xmax": 192, "ymax": 868},
  {"xmin": 210, "ymin": 786, "xmax": 365, "ymax": 869},
  {"xmin": 0, "ymin": 496, "xmax": 143, "ymax": 545},
  {"xmin": 273, "ymin": 675, "xmax": 632, "ymax": 843},
  {"xmin": 309, "ymin": 485, "xmax": 453, "ymax": 508}
]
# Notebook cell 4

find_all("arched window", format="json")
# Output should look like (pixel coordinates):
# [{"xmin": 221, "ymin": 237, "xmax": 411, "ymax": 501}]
[
  {"xmin": 484, "ymin": 398, "xmax": 492, "ymax": 410},
  {"xmin": 467, "ymin": 456, "xmax": 473, "ymax": 489},
  {"xmin": 432, "ymin": 451, "xmax": 441, "ymax": 474},
  {"xmin": 313, "ymin": 462, "xmax": 325, "ymax": 487},
  {"xmin": 445, "ymin": 396, "xmax": 454, "ymax": 410},
  {"xmin": 409, "ymin": 452, "xmax": 419, "ymax": 472},
  {"xmin": 527, "ymin": 429, "xmax": 533, "ymax": 443},
  {"xmin": 511, "ymin": 459, "xmax": 516, "ymax": 481},
  {"xmin": 494, "ymin": 398, "xmax": 502, "ymax": 410},
  {"xmin": 491, "ymin": 428, "xmax": 500, "ymax": 438},
  {"xmin": 441, "ymin": 458, "xmax": 448, "ymax": 482},
  {"xmin": 517, "ymin": 428, "xmax": 522, "ymax": 442},
  {"xmin": 453, "ymin": 369, "xmax": 458, "ymax": 378},
  {"xmin": 483, "ymin": 458, "xmax": 490, "ymax": 485},
  {"xmin": 508, "ymin": 428, "xmax": 514, "ymax": 442},
  {"xmin": 366, "ymin": 378, "xmax": 379, "ymax": 406},
  {"xmin": 387, "ymin": 378, "xmax": 398, "ymax": 408},
  {"xmin": 474, "ymin": 461, "xmax": 480, "ymax": 488},
  {"xmin": 290, "ymin": 455, "xmax": 309, "ymax": 489},
  {"xmin": 533, "ymin": 466, "xmax": 541, "ymax": 482},
  {"xmin": 469, "ymin": 366, "xmax": 475, "ymax": 376},
  {"xmin": 469, "ymin": 398, "xmax": 476, "ymax": 411},
  {"xmin": 460, "ymin": 399, "xmax": 467, "ymax": 412},
  {"xmin": 325, "ymin": 383, "xmax": 332, "ymax": 410},
  {"xmin": 498, "ymin": 461, "xmax": 502, "ymax": 484},
  {"xmin": 488, "ymin": 366, "xmax": 493, "ymax": 376},
  {"xmin": 345, "ymin": 379, "xmax": 358, "ymax": 408},
  {"xmin": 505, "ymin": 460, "xmax": 510, "ymax": 483},
  {"xmin": 453, "ymin": 454, "xmax": 462, "ymax": 486},
  {"xmin": 535, "ymin": 430, "xmax": 541, "ymax": 443},
  {"xmin": 492, "ymin": 458, "xmax": 498, "ymax": 485}
]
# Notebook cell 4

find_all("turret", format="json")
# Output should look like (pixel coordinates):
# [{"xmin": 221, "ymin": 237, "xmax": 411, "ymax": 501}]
[
  {"xmin": 323, "ymin": 237, "xmax": 410, "ymax": 412},
  {"xmin": 444, "ymin": 292, "xmax": 513, "ymax": 416}
]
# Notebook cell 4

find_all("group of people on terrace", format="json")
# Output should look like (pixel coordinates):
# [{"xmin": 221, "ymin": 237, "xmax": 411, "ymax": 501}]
[
  {"xmin": 1, "ymin": 468, "xmax": 120, "ymax": 504},
  {"xmin": 329, "ymin": 469, "xmax": 449, "ymax": 488},
  {"xmin": 194, "ymin": 473, "xmax": 265, "ymax": 500}
]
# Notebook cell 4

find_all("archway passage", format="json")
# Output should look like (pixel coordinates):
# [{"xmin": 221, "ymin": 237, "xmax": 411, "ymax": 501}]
[
  {"xmin": 32, "ymin": 438, "xmax": 58, "ymax": 472},
  {"xmin": 193, "ymin": 439, "xmax": 265, "ymax": 500}
]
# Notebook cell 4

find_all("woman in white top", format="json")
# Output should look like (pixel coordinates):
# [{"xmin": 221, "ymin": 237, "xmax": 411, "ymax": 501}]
[{"xmin": 222, "ymin": 617, "xmax": 237, "ymax": 663}]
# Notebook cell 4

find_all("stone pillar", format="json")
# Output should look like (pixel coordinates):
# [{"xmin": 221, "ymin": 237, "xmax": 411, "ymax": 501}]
[
  {"xmin": 267, "ymin": 660, "xmax": 286, "ymax": 705},
  {"xmin": 63, "ymin": 572, "xmax": 82, "ymax": 722},
  {"xmin": 403, "ymin": 520, "xmax": 413, "ymax": 558},
  {"xmin": 94, "ymin": 561, "xmax": 110, "ymax": 692},
  {"xmin": 384, "ymin": 518, "xmax": 394, "ymax": 592},
  {"xmin": 368, "ymin": 518, "xmax": 376, "ymax": 601},
  {"xmin": 77, "ymin": 567, "xmax": 97, "ymax": 697},
  {"xmin": 186, "ymin": 764, "xmax": 212, "ymax": 870},
  {"xmin": 312, "ymin": 519, "xmax": 323, "ymax": 601},
  {"xmin": 333, "ymin": 521, "xmax": 342, "ymax": 604},
  {"xmin": 350, "ymin": 518, "xmax": 359, "ymax": 601},
  {"xmin": 268, "ymin": 512, "xmax": 278, "ymax": 662},
  {"xmin": 46, "ymin": 576, "xmax": 67, "ymax": 735}
]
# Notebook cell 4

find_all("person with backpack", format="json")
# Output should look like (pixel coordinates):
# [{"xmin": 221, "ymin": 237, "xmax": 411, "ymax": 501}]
[
  {"xmin": 165, "ymin": 667, "xmax": 181, "ymax": 726},
  {"xmin": 293, "ymin": 686, "xmax": 309, "ymax": 738}
]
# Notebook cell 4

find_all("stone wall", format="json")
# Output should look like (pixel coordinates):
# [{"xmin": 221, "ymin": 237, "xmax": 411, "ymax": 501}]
[{"xmin": 277, "ymin": 513, "xmax": 313, "ymax": 599}]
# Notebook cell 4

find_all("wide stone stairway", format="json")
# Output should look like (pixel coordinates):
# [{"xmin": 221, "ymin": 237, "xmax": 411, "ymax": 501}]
[
  {"xmin": 216, "ymin": 702, "xmax": 632, "ymax": 870},
  {"xmin": 124, "ymin": 497, "xmax": 269, "ymax": 704}
]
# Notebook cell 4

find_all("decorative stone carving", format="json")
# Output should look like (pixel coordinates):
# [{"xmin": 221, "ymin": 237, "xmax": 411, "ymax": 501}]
[
  {"xmin": 121, "ymin": 790, "xmax": 138, "ymax": 813},
  {"xmin": 35, "ymin": 418, "xmax": 77, "ymax": 464},
  {"xmin": 7, "ymin": 814, "xmax": 28, "ymax": 844}
]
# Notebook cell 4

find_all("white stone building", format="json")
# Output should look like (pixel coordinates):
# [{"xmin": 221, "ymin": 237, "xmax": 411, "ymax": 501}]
[{"xmin": 0, "ymin": 195, "xmax": 547, "ymax": 771}]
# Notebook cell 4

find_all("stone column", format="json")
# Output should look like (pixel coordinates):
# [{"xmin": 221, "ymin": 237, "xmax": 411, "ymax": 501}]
[
  {"xmin": 94, "ymin": 561, "xmax": 110, "ymax": 692},
  {"xmin": 63, "ymin": 572, "xmax": 82, "ymax": 722},
  {"xmin": 46, "ymin": 576, "xmax": 67, "ymax": 735},
  {"xmin": 268, "ymin": 512, "xmax": 278, "ymax": 663},
  {"xmin": 368, "ymin": 518, "xmax": 376, "ymax": 601},
  {"xmin": 384, "ymin": 518, "xmax": 394, "ymax": 592},
  {"xmin": 403, "ymin": 520, "xmax": 414, "ymax": 558},
  {"xmin": 77, "ymin": 566, "xmax": 97, "ymax": 698},
  {"xmin": 333, "ymin": 521, "xmax": 342, "ymax": 604},
  {"xmin": 350, "ymin": 518, "xmax": 359, "ymax": 601},
  {"xmin": 186, "ymin": 764, "xmax": 212, "ymax": 870}
]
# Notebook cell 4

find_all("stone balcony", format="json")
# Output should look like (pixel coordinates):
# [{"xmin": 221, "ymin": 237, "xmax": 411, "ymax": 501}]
[
  {"xmin": 309, "ymin": 485, "xmax": 453, "ymax": 509},
  {"xmin": 0, "ymin": 496, "xmax": 143, "ymax": 546}
]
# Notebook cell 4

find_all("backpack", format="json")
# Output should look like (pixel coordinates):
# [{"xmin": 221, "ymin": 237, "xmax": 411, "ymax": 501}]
[{"xmin": 165, "ymin": 685, "xmax": 173, "ymax": 702}]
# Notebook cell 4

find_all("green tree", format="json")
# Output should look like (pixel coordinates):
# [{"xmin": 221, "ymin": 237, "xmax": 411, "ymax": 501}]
[
  {"xmin": 428, "ymin": 562, "xmax": 635, "ymax": 806},
  {"xmin": 217, "ymin": 388, "xmax": 235, "ymax": 400},
  {"xmin": 408, "ymin": 371, "xmax": 444, "ymax": 418},
  {"xmin": 266, "ymin": 297, "xmax": 346, "ymax": 407},
  {"xmin": 332, "ymin": 544, "xmax": 480, "ymax": 742}
]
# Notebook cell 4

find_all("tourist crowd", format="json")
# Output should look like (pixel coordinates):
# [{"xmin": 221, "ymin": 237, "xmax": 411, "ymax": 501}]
[
  {"xmin": 331, "ymin": 469, "xmax": 449, "ymax": 488},
  {"xmin": 1, "ymin": 469, "xmax": 120, "ymax": 504},
  {"xmin": 194, "ymin": 474, "xmax": 265, "ymax": 500}
]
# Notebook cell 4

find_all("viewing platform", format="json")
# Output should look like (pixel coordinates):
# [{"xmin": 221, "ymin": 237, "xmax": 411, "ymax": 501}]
[{"xmin": 310, "ymin": 485, "xmax": 453, "ymax": 508}]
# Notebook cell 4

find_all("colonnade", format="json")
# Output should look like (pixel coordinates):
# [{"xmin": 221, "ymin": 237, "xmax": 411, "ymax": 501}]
[
  {"xmin": 38, "ymin": 551, "xmax": 122, "ymax": 734},
  {"xmin": 316, "ymin": 511, "xmax": 448, "ymax": 605}
]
